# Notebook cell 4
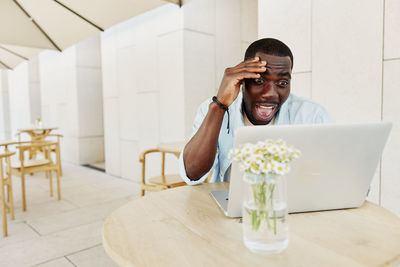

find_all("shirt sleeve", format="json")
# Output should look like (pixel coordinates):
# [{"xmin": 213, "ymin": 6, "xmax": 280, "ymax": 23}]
[{"xmin": 179, "ymin": 98, "xmax": 219, "ymax": 185}]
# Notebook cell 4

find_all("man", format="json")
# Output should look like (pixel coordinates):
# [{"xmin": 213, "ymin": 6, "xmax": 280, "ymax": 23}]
[{"xmin": 180, "ymin": 38, "xmax": 331, "ymax": 185}]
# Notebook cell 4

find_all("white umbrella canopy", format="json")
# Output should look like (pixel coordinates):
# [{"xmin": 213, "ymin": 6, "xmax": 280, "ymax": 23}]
[
  {"xmin": 0, "ymin": 44, "xmax": 43, "ymax": 69},
  {"xmin": 0, "ymin": 0, "xmax": 187, "ymax": 57}
]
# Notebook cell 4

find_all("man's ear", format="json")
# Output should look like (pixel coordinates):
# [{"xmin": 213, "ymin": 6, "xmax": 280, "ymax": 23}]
[{"xmin": 241, "ymin": 82, "xmax": 245, "ymax": 92}]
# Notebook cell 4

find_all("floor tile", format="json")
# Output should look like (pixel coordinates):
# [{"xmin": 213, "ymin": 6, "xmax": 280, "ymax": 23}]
[
  {"xmin": 34, "ymin": 257, "xmax": 75, "ymax": 267},
  {"xmin": 1, "ymin": 162, "xmax": 140, "ymax": 266},
  {"xmin": 0, "ymin": 221, "xmax": 103, "ymax": 266},
  {"xmin": 67, "ymin": 245, "xmax": 117, "ymax": 267},
  {"xmin": 0, "ymin": 222, "xmax": 39, "ymax": 248},
  {"xmin": 12, "ymin": 200, "xmax": 78, "ymax": 223},
  {"xmin": 27, "ymin": 197, "xmax": 131, "ymax": 235}
]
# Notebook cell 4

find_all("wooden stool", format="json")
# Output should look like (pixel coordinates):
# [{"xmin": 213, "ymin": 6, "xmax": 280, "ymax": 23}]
[{"xmin": 0, "ymin": 151, "xmax": 15, "ymax": 237}]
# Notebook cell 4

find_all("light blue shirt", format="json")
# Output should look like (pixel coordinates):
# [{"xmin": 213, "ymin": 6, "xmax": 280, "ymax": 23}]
[{"xmin": 179, "ymin": 92, "xmax": 332, "ymax": 185}]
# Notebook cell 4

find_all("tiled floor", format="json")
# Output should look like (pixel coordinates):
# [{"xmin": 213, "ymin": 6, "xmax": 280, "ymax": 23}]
[{"xmin": 0, "ymin": 162, "xmax": 142, "ymax": 267}]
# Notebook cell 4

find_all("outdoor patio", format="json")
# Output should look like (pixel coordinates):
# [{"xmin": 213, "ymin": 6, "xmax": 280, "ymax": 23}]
[{"xmin": 0, "ymin": 163, "xmax": 140, "ymax": 266}]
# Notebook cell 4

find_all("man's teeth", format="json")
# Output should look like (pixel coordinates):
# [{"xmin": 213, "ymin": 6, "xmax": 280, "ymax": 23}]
[{"xmin": 258, "ymin": 105, "xmax": 274, "ymax": 109}]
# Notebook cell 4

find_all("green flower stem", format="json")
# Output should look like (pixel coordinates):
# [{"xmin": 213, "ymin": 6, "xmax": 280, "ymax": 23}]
[
  {"xmin": 248, "ymin": 175, "xmax": 278, "ymax": 234},
  {"xmin": 270, "ymin": 184, "xmax": 277, "ymax": 235},
  {"xmin": 265, "ymin": 210, "xmax": 271, "ymax": 229}
]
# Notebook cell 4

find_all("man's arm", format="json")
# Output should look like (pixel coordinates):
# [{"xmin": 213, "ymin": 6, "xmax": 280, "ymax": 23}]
[{"xmin": 183, "ymin": 57, "xmax": 267, "ymax": 181}]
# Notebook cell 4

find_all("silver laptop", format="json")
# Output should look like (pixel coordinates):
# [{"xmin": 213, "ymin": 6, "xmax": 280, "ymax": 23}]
[{"xmin": 211, "ymin": 122, "xmax": 392, "ymax": 217}]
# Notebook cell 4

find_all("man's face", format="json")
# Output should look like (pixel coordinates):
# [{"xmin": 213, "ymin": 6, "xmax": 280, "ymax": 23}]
[{"xmin": 243, "ymin": 52, "xmax": 292, "ymax": 125}]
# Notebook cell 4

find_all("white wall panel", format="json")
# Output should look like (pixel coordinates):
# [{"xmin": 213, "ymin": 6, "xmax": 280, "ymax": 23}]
[
  {"xmin": 39, "ymin": 49, "xmax": 76, "ymax": 107},
  {"xmin": 291, "ymin": 72, "xmax": 312, "ymax": 99},
  {"xmin": 158, "ymin": 30, "xmax": 185, "ymax": 142},
  {"xmin": 0, "ymin": 71, "xmax": 11, "ymax": 139},
  {"xmin": 384, "ymin": 0, "xmax": 400, "ymax": 59},
  {"xmin": 8, "ymin": 62, "xmax": 30, "ymax": 134},
  {"xmin": 101, "ymin": 3, "xmax": 185, "ymax": 178},
  {"xmin": 76, "ymin": 67, "xmax": 104, "ymax": 137},
  {"xmin": 382, "ymin": 60, "xmax": 400, "ymax": 216},
  {"xmin": 28, "ymin": 81, "xmax": 41, "ymax": 122},
  {"xmin": 28, "ymin": 58, "xmax": 41, "ymax": 124},
  {"xmin": 258, "ymin": 0, "xmax": 311, "ymax": 73},
  {"xmin": 183, "ymin": 0, "xmax": 215, "ymax": 34},
  {"xmin": 62, "ymin": 136, "xmax": 79, "ymax": 164},
  {"xmin": 104, "ymin": 98, "xmax": 121, "ymax": 177},
  {"xmin": 240, "ymin": 41, "xmax": 251, "ymax": 60},
  {"xmin": 76, "ymin": 34, "xmax": 102, "ymax": 68},
  {"xmin": 241, "ymin": 0, "xmax": 258, "ymax": 43},
  {"xmin": 116, "ymin": 4, "xmax": 183, "ymax": 50},
  {"xmin": 120, "ymin": 140, "xmax": 140, "ymax": 182},
  {"xmin": 312, "ymin": 0, "xmax": 383, "ymax": 123},
  {"xmin": 117, "ymin": 45, "xmax": 139, "ymax": 141},
  {"xmin": 215, "ymin": 0, "xmax": 242, "ymax": 90},
  {"xmin": 101, "ymin": 31, "xmax": 119, "ymax": 98},
  {"xmin": 39, "ymin": 37, "xmax": 104, "ymax": 164},
  {"xmin": 79, "ymin": 137, "xmax": 105, "ymax": 164},
  {"xmin": 136, "ymin": 92, "xmax": 160, "ymax": 153},
  {"xmin": 183, "ymin": 30, "xmax": 215, "ymax": 138},
  {"xmin": 130, "ymin": 40, "xmax": 157, "ymax": 93}
]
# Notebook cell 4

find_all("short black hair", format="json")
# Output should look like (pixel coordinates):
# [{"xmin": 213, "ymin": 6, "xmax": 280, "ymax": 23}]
[{"xmin": 244, "ymin": 38, "xmax": 294, "ymax": 69}]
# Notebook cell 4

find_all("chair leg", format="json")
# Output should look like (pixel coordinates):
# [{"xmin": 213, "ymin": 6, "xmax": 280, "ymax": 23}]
[
  {"xmin": 1, "ymin": 191, "xmax": 7, "ymax": 237},
  {"xmin": 7, "ymin": 178, "xmax": 14, "ymax": 220},
  {"xmin": 5, "ymin": 157, "xmax": 14, "ymax": 220},
  {"xmin": 1, "ymin": 174, "xmax": 7, "ymax": 237},
  {"xmin": 141, "ymin": 189, "xmax": 145, "ymax": 196},
  {"xmin": 49, "ymin": 171, "xmax": 53, "ymax": 197},
  {"xmin": 59, "ymin": 163, "xmax": 63, "ymax": 177},
  {"xmin": 56, "ymin": 169, "xmax": 61, "ymax": 200},
  {"xmin": 21, "ymin": 174, "xmax": 27, "ymax": 211},
  {"xmin": 56, "ymin": 149, "xmax": 62, "ymax": 177}
]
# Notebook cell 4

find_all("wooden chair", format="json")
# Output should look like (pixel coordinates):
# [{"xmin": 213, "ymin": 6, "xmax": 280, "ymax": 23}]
[
  {"xmin": 0, "ymin": 151, "xmax": 15, "ymax": 237},
  {"xmin": 16, "ymin": 132, "xmax": 63, "ymax": 177},
  {"xmin": 139, "ymin": 142, "xmax": 187, "ymax": 196},
  {"xmin": 1, "ymin": 141, "xmax": 61, "ymax": 211},
  {"xmin": 46, "ymin": 134, "xmax": 63, "ymax": 176}
]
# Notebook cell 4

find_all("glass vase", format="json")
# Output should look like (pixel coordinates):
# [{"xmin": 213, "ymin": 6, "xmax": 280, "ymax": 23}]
[{"xmin": 242, "ymin": 173, "xmax": 289, "ymax": 254}]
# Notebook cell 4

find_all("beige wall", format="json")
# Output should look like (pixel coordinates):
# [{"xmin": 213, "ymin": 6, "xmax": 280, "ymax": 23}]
[
  {"xmin": 0, "ymin": 71, "xmax": 11, "ymax": 140},
  {"xmin": 39, "ymin": 35, "xmax": 104, "ymax": 165},
  {"xmin": 101, "ymin": 0, "xmax": 258, "ymax": 182},
  {"xmin": 101, "ymin": 4, "xmax": 184, "ymax": 181},
  {"xmin": 258, "ymin": 0, "xmax": 400, "ymax": 215}
]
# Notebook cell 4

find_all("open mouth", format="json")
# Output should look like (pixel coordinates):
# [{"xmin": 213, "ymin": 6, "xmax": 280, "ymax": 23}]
[{"xmin": 254, "ymin": 103, "xmax": 278, "ymax": 121}]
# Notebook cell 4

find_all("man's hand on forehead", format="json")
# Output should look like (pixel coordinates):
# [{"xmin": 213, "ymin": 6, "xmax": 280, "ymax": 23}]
[{"xmin": 215, "ymin": 57, "xmax": 267, "ymax": 107}]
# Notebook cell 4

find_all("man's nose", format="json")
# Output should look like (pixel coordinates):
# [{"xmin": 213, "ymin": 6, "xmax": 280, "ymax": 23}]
[{"xmin": 261, "ymin": 83, "xmax": 279, "ymax": 98}]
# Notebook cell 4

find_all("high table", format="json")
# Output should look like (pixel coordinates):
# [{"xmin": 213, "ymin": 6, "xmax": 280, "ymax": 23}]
[{"xmin": 102, "ymin": 183, "xmax": 400, "ymax": 267}]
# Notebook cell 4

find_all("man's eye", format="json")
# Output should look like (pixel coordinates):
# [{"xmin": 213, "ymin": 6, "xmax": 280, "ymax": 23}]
[
  {"xmin": 277, "ymin": 80, "xmax": 289, "ymax": 87},
  {"xmin": 254, "ymin": 77, "xmax": 264, "ymax": 85}
]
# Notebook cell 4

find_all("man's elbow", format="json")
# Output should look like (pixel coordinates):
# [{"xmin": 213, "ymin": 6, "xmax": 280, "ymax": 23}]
[{"xmin": 184, "ymin": 160, "xmax": 203, "ymax": 181}]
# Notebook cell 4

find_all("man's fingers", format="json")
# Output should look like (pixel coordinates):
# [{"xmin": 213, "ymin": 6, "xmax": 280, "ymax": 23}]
[
  {"xmin": 234, "ymin": 59, "xmax": 267, "ymax": 71},
  {"xmin": 232, "ymin": 71, "xmax": 261, "ymax": 80},
  {"xmin": 230, "ymin": 65, "xmax": 266, "ymax": 74},
  {"xmin": 235, "ymin": 57, "xmax": 265, "ymax": 67}
]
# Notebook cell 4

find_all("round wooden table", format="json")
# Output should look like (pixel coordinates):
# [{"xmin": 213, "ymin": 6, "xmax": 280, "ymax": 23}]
[{"xmin": 103, "ymin": 183, "xmax": 400, "ymax": 267}]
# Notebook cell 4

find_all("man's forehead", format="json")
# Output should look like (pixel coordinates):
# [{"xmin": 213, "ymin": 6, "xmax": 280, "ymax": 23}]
[{"xmin": 255, "ymin": 52, "xmax": 292, "ymax": 71}]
